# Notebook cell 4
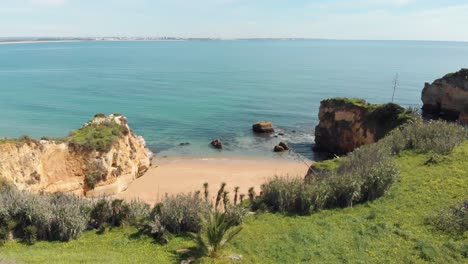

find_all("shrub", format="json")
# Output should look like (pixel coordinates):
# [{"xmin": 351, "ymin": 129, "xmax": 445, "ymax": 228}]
[
  {"xmin": 48, "ymin": 194, "xmax": 90, "ymax": 241},
  {"xmin": 85, "ymin": 172, "xmax": 103, "ymax": 190},
  {"xmin": 382, "ymin": 120, "xmax": 467, "ymax": 155},
  {"xmin": 260, "ymin": 177, "xmax": 316, "ymax": 214},
  {"xmin": 89, "ymin": 199, "xmax": 111, "ymax": 229},
  {"xmin": 126, "ymin": 200, "xmax": 151, "ymax": 227},
  {"xmin": 428, "ymin": 200, "xmax": 468, "ymax": 236},
  {"xmin": 224, "ymin": 205, "xmax": 248, "ymax": 225},
  {"xmin": 158, "ymin": 193, "xmax": 211, "ymax": 234},
  {"xmin": 260, "ymin": 142, "xmax": 398, "ymax": 214},
  {"xmin": 22, "ymin": 225, "xmax": 38, "ymax": 245},
  {"xmin": 68, "ymin": 122, "xmax": 126, "ymax": 152}
]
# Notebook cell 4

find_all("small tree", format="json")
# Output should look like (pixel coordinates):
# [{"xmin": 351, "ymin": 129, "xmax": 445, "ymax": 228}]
[{"xmin": 191, "ymin": 212, "xmax": 243, "ymax": 258}]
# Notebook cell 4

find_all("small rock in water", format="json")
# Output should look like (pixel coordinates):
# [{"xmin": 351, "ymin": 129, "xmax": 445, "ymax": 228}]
[
  {"xmin": 274, "ymin": 145, "xmax": 285, "ymax": 152},
  {"xmin": 210, "ymin": 139, "xmax": 223, "ymax": 149},
  {"xmin": 252, "ymin": 121, "xmax": 274, "ymax": 133},
  {"xmin": 279, "ymin": 142, "xmax": 289, "ymax": 150},
  {"xmin": 292, "ymin": 130, "xmax": 296, "ymax": 133},
  {"xmin": 278, "ymin": 132, "xmax": 285, "ymax": 136},
  {"xmin": 179, "ymin": 142, "xmax": 190, "ymax": 146}
]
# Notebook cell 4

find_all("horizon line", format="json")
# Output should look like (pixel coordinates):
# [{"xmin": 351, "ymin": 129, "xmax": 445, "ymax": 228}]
[{"xmin": 1, "ymin": 36, "xmax": 467, "ymax": 43}]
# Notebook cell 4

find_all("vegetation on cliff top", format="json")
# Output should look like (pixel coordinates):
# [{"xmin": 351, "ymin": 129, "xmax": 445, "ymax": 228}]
[
  {"xmin": 0, "ymin": 114, "xmax": 129, "ymax": 153},
  {"xmin": 68, "ymin": 121, "xmax": 129, "ymax": 152},
  {"xmin": 322, "ymin": 97, "xmax": 419, "ymax": 139}
]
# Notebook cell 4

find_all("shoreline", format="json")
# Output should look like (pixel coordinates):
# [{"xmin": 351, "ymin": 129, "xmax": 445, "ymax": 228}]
[{"xmin": 116, "ymin": 156, "xmax": 311, "ymax": 205}]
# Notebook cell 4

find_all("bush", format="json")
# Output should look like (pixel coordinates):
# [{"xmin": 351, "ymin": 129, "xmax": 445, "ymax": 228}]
[
  {"xmin": 85, "ymin": 172, "xmax": 103, "ymax": 190},
  {"xmin": 68, "ymin": 122, "xmax": 127, "ymax": 152},
  {"xmin": 428, "ymin": 200, "xmax": 468, "ymax": 236},
  {"xmin": 48, "ymin": 194, "xmax": 90, "ymax": 241},
  {"xmin": 22, "ymin": 225, "xmax": 38, "ymax": 245},
  {"xmin": 260, "ymin": 143, "xmax": 398, "ymax": 214},
  {"xmin": 260, "ymin": 177, "xmax": 316, "ymax": 214},
  {"xmin": 382, "ymin": 120, "xmax": 467, "ymax": 155},
  {"xmin": 224, "ymin": 205, "xmax": 248, "ymax": 225},
  {"xmin": 158, "ymin": 193, "xmax": 211, "ymax": 234},
  {"xmin": 126, "ymin": 200, "xmax": 151, "ymax": 227},
  {"xmin": 89, "ymin": 199, "xmax": 112, "ymax": 229}
]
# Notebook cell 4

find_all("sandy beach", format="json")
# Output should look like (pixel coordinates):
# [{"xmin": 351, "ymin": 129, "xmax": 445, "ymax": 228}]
[{"xmin": 116, "ymin": 157, "xmax": 310, "ymax": 205}]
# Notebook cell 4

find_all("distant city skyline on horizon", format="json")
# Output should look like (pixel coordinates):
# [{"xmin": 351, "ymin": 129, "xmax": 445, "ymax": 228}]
[{"xmin": 1, "ymin": 0, "xmax": 467, "ymax": 42}]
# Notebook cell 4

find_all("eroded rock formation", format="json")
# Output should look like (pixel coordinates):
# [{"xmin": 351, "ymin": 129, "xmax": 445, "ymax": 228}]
[
  {"xmin": 422, "ymin": 69, "xmax": 468, "ymax": 124},
  {"xmin": 0, "ymin": 114, "xmax": 152, "ymax": 197},
  {"xmin": 314, "ymin": 98, "xmax": 413, "ymax": 155},
  {"xmin": 253, "ymin": 121, "xmax": 274, "ymax": 133}
]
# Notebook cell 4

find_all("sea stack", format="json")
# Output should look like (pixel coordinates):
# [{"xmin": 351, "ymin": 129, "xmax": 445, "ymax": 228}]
[
  {"xmin": 314, "ymin": 98, "xmax": 415, "ymax": 155},
  {"xmin": 0, "ymin": 114, "xmax": 152, "ymax": 197},
  {"xmin": 422, "ymin": 68, "xmax": 468, "ymax": 125},
  {"xmin": 253, "ymin": 121, "xmax": 274, "ymax": 133}
]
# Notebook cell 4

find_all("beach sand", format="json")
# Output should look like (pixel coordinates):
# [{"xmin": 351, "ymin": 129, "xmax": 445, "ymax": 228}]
[{"xmin": 116, "ymin": 157, "xmax": 310, "ymax": 205}]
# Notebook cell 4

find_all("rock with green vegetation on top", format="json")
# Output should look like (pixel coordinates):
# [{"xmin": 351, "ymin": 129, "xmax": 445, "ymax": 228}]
[
  {"xmin": 422, "ymin": 68, "xmax": 468, "ymax": 124},
  {"xmin": 0, "ymin": 114, "xmax": 151, "ymax": 197},
  {"xmin": 314, "ymin": 97, "xmax": 417, "ymax": 155}
]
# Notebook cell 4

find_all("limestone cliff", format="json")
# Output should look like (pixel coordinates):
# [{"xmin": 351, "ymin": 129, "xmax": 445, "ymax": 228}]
[
  {"xmin": 422, "ymin": 69, "xmax": 468, "ymax": 125},
  {"xmin": 314, "ymin": 98, "xmax": 414, "ymax": 155},
  {"xmin": 0, "ymin": 114, "xmax": 151, "ymax": 197}
]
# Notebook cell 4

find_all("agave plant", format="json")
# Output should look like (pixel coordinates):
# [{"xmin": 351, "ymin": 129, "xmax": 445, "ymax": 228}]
[
  {"xmin": 233, "ymin": 187, "xmax": 240, "ymax": 205},
  {"xmin": 191, "ymin": 212, "xmax": 243, "ymax": 258},
  {"xmin": 215, "ymin": 182, "xmax": 226, "ymax": 211}
]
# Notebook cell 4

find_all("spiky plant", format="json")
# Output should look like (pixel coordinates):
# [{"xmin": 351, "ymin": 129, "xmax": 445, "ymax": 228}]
[
  {"xmin": 239, "ymin": 194, "xmax": 245, "ymax": 204},
  {"xmin": 203, "ymin": 183, "xmax": 209, "ymax": 202},
  {"xmin": 233, "ymin": 187, "xmax": 240, "ymax": 205},
  {"xmin": 191, "ymin": 212, "xmax": 243, "ymax": 258},
  {"xmin": 248, "ymin": 187, "xmax": 256, "ymax": 202},
  {"xmin": 222, "ymin": 191, "xmax": 229, "ymax": 210},
  {"xmin": 215, "ymin": 182, "xmax": 226, "ymax": 211}
]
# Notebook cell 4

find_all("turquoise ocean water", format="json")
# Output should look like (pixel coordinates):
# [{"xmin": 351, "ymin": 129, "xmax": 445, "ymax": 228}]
[{"xmin": 1, "ymin": 40, "xmax": 468, "ymax": 158}]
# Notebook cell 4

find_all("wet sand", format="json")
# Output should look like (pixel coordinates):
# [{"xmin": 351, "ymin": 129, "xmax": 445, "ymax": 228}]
[{"xmin": 116, "ymin": 157, "xmax": 310, "ymax": 205}]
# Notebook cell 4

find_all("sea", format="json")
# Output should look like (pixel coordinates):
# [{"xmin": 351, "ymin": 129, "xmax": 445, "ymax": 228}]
[{"xmin": 1, "ymin": 40, "xmax": 468, "ymax": 159}]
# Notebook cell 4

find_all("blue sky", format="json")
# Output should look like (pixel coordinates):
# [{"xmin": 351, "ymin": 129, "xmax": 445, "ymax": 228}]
[{"xmin": 1, "ymin": 0, "xmax": 467, "ymax": 41}]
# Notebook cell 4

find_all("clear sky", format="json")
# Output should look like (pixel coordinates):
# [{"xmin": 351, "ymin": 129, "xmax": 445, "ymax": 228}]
[{"xmin": 1, "ymin": 0, "xmax": 467, "ymax": 41}]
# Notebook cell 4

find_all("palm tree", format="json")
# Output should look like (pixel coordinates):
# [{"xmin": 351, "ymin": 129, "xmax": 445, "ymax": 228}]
[
  {"xmin": 233, "ymin": 186, "xmax": 240, "ymax": 205},
  {"xmin": 191, "ymin": 212, "xmax": 243, "ymax": 258}
]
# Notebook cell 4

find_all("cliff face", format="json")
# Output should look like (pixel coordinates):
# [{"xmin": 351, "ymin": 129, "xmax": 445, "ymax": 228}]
[
  {"xmin": 0, "ymin": 114, "xmax": 151, "ymax": 197},
  {"xmin": 314, "ymin": 98, "xmax": 413, "ymax": 155},
  {"xmin": 422, "ymin": 69, "xmax": 468, "ymax": 125}
]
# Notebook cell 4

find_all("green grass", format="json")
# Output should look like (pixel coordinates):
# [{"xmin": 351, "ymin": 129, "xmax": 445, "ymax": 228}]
[
  {"xmin": 2, "ymin": 142, "xmax": 467, "ymax": 263},
  {"xmin": 68, "ymin": 122, "xmax": 128, "ymax": 152},
  {"xmin": 1, "ymin": 116, "xmax": 127, "ymax": 153},
  {"xmin": 324, "ymin": 97, "xmax": 369, "ymax": 108}
]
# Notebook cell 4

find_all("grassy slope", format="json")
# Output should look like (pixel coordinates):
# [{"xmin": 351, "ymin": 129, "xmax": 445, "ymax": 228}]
[{"xmin": 1, "ymin": 142, "xmax": 467, "ymax": 264}]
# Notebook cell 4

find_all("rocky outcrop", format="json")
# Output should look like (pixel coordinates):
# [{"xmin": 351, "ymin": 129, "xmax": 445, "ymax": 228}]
[
  {"xmin": 314, "ymin": 98, "xmax": 414, "ymax": 155},
  {"xmin": 274, "ymin": 142, "xmax": 289, "ymax": 152},
  {"xmin": 0, "ymin": 114, "xmax": 151, "ymax": 197},
  {"xmin": 253, "ymin": 121, "xmax": 274, "ymax": 133},
  {"xmin": 210, "ymin": 139, "xmax": 223, "ymax": 149},
  {"xmin": 422, "ymin": 69, "xmax": 468, "ymax": 124}
]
